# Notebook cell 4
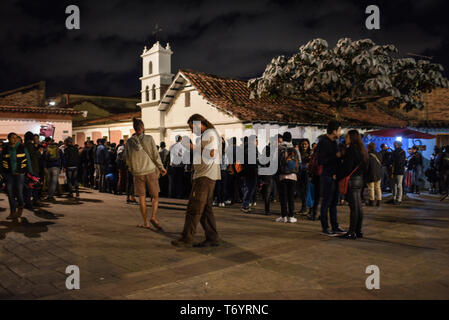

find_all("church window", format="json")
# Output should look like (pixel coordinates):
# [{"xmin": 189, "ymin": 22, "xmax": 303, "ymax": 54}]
[
  {"xmin": 145, "ymin": 86, "xmax": 149, "ymax": 101},
  {"xmin": 152, "ymin": 84, "xmax": 156, "ymax": 100},
  {"xmin": 185, "ymin": 91, "xmax": 190, "ymax": 107},
  {"xmin": 149, "ymin": 61, "xmax": 153, "ymax": 75}
]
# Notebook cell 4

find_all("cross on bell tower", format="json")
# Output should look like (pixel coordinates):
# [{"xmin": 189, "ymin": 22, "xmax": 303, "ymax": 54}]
[{"xmin": 152, "ymin": 24, "xmax": 163, "ymax": 41}]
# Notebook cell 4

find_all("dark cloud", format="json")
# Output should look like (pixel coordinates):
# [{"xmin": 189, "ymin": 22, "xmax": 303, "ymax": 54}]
[{"xmin": 0, "ymin": 0, "xmax": 447, "ymax": 97}]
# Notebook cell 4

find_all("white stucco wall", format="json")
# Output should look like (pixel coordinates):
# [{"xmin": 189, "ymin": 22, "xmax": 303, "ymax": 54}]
[
  {"xmin": 0, "ymin": 118, "xmax": 72, "ymax": 142},
  {"xmin": 72, "ymin": 123, "xmax": 134, "ymax": 141}
]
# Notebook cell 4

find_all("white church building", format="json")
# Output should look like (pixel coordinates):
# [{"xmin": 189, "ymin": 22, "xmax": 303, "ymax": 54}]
[{"xmin": 138, "ymin": 41, "xmax": 406, "ymax": 147}]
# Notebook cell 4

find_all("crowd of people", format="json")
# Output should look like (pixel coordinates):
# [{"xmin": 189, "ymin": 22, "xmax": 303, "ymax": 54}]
[{"xmin": 1, "ymin": 117, "xmax": 449, "ymax": 244}]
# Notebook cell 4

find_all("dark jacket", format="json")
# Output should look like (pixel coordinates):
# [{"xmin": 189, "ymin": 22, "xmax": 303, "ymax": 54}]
[
  {"xmin": 1, "ymin": 143, "xmax": 33, "ymax": 175},
  {"xmin": 95, "ymin": 144, "xmax": 110, "ymax": 167},
  {"xmin": 379, "ymin": 149, "xmax": 392, "ymax": 167},
  {"xmin": 24, "ymin": 140, "xmax": 41, "ymax": 175},
  {"xmin": 337, "ymin": 144, "xmax": 366, "ymax": 181},
  {"xmin": 407, "ymin": 152, "xmax": 423, "ymax": 170},
  {"xmin": 367, "ymin": 151, "xmax": 382, "ymax": 183},
  {"xmin": 392, "ymin": 148, "xmax": 406, "ymax": 175},
  {"xmin": 64, "ymin": 145, "xmax": 80, "ymax": 168},
  {"xmin": 317, "ymin": 135, "xmax": 339, "ymax": 177}
]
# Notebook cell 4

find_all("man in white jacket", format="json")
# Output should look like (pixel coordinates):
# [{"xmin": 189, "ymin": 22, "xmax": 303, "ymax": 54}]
[{"xmin": 125, "ymin": 118, "xmax": 167, "ymax": 230}]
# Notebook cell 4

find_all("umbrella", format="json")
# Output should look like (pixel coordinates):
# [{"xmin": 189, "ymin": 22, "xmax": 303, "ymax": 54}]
[{"xmin": 365, "ymin": 128, "xmax": 436, "ymax": 139}]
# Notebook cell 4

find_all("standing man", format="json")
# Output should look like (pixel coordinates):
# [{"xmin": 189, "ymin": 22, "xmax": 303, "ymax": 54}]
[
  {"xmin": 125, "ymin": 118, "xmax": 167, "ymax": 230},
  {"xmin": 389, "ymin": 141, "xmax": 407, "ymax": 205},
  {"xmin": 169, "ymin": 136, "xmax": 186, "ymax": 198},
  {"xmin": 24, "ymin": 131, "xmax": 41, "ymax": 209},
  {"xmin": 158, "ymin": 141, "xmax": 170, "ymax": 197},
  {"xmin": 43, "ymin": 139, "xmax": 64, "ymax": 201},
  {"xmin": 95, "ymin": 139, "xmax": 109, "ymax": 193},
  {"xmin": 1, "ymin": 132, "xmax": 33, "ymax": 220},
  {"xmin": 276, "ymin": 131, "xmax": 301, "ymax": 223},
  {"xmin": 172, "ymin": 114, "xmax": 221, "ymax": 248},
  {"xmin": 317, "ymin": 120, "xmax": 346, "ymax": 236},
  {"xmin": 379, "ymin": 144, "xmax": 392, "ymax": 192},
  {"xmin": 63, "ymin": 137, "xmax": 80, "ymax": 198}
]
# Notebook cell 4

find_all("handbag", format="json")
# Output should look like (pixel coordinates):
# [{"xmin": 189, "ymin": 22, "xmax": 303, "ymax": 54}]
[{"xmin": 338, "ymin": 165, "xmax": 360, "ymax": 195}]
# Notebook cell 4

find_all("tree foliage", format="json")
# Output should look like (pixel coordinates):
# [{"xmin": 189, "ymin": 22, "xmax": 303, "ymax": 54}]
[{"xmin": 248, "ymin": 38, "xmax": 449, "ymax": 113}]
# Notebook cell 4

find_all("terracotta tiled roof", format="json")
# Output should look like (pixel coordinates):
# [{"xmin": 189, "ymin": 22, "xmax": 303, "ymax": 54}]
[
  {"xmin": 404, "ymin": 88, "xmax": 449, "ymax": 128},
  {"xmin": 73, "ymin": 111, "xmax": 141, "ymax": 127},
  {"xmin": 179, "ymin": 70, "xmax": 407, "ymax": 128},
  {"xmin": 0, "ymin": 105, "xmax": 80, "ymax": 115}
]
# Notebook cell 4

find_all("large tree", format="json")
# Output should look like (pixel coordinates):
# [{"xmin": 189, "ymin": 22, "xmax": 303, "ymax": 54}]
[{"xmin": 248, "ymin": 38, "xmax": 449, "ymax": 118}]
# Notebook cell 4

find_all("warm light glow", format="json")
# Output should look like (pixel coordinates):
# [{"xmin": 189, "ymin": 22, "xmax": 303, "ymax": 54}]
[{"xmin": 49, "ymin": 101, "xmax": 56, "ymax": 106}]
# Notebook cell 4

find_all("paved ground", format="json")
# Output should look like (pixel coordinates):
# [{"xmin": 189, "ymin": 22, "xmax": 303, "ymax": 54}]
[{"xmin": 0, "ymin": 188, "xmax": 448, "ymax": 300}]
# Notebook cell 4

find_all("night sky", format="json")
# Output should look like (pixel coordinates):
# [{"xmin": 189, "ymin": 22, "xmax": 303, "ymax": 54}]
[{"xmin": 0, "ymin": 0, "xmax": 448, "ymax": 97}]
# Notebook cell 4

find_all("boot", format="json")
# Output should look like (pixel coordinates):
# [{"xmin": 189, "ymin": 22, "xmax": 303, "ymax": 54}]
[
  {"xmin": 367, "ymin": 200, "xmax": 375, "ymax": 207},
  {"xmin": 376, "ymin": 200, "xmax": 381, "ymax": 207}
]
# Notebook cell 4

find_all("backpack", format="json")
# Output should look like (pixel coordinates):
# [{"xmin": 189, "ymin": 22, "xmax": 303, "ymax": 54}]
[
  {"xmin": 46, "ymin": 145, "xmax": 60, "ymax": 162},
  {"xmin": 279, "ymin": 146, "xmax": 300, "ymax": 174}
]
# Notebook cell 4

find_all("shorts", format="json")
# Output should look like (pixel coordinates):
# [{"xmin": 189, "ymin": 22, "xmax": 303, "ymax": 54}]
[{"xmin": 134, "ymin": 171, "xmax": 160, "ymax": 197}]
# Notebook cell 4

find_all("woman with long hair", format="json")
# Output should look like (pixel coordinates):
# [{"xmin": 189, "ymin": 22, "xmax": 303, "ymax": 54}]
[{"xmin": 337, "ymin": 130, "xmax": 368, "ymax": 239}]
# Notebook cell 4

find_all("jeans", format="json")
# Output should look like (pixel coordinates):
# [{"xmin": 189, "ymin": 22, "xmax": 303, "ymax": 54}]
[
  {"xmin": 311, "ymin": 175, "xmax": 321, "ymax": 216},
  {"xmin": 367, "ymin": 180, "xmax": 382, "ymax": 201},
  {"xmin": 298, "ymin": 169, "xmax": 308, "ymax": 210},
  {"xmin": 392, "ymin": 175, "xmax": 404, "ymax": 202},
  {"xmin": 279, "ymin": 179, "xmax": 296, "ymax": 217},
  {"xmin": 46, "ymin": 167, "xmax": 60, "ymax": 198},
  {"xmin": 98, "ymin": 165, "xmax": 107, "ymax": 191},
  {"xmin": 347, "ymin": 176, "xmax": 364, "ymax": 233},
  {"xmin": 215, "ymin": 170, "xmax": 228, "ymax": 203},
  {"xmin": 24, "ymin": 185, "xmax": 39, "ymax": 207},
  {"xmin": 262, "ymin": 175, "xmax": 274, "ymax": 213},
  {"xmin": 117, "ymin": 168, "xmax": 128, "ymax": 193},
  {"xmin": 127, "ymin": 171, "xmax": 134, "ymax": 197},
  {"xmin": 241, "ymin": 175, "xmax": 257, "ymax": 209},
  {"xmin": 413, "ymin": 165, "xmax": 424, "ymax": 193},
  {"xmin": 5, "ymin": 173, "xmax": 25, "ymax": 213},
  {"xmin": 170, "ymin": 166, "xmax": 185, "ymax": 198},
  {"xmin": 66, "ymin": 167, "xmax": 79, "ymax": 194},
  {"xmin": 381, "ymin": 166, "xmax": 391, "ymax": 191},
  {"xmin": 320, "ymin": 175, "xmax": 339, "ymax": 231}
]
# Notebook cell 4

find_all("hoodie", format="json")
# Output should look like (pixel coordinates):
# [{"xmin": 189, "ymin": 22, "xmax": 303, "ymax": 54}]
[{"xmin": 125, "ymin": 134, "xmax": 164, "ymax": 176}]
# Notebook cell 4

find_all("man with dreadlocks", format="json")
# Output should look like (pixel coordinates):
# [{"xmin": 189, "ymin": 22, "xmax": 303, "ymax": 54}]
[{"xmin": 172, "ymin": 114, "xmax": 222, "ymax": 248}]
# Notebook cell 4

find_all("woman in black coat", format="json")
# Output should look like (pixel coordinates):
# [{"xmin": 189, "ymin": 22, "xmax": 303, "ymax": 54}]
[
  {"xmin": 366, "ymin": 142, "xmax": 382, "ymax": 207},
  {"xmin": 337, "ymin": 130, "xmax": 368, "ymax": 239}
]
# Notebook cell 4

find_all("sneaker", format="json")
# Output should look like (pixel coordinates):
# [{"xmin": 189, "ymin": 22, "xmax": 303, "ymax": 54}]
[
  {"xmin": 275, "ymin": 216, "xmax": 287, "ymax": 223},
  {"xmin": 241, "ymin": 207, "xmax": 250, "ymax": 213},
  {"xmin": 224, "ymin": 200, "xmax": 232, "ymax": 205},
  {"xmin": 332, "ymin": 227, "xmax": 346, "ymax": 234},
  {"xmin": 321, "ymin": 229, "xmax": 337, "ymax": 236},
  {"xmin": 252, "ymin": 202, "xmax": 257, "ymax": 207},
  {"xmin": 219, "ymin": 203, "xmax": 225, "ymax": 207},
  {"xmin": 287, "ymin": 217, "xmax": 297, "ymax": 223},
  {"xmin": 213, "ymin": 201, "xmax": 218, "ymax": 206}
]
